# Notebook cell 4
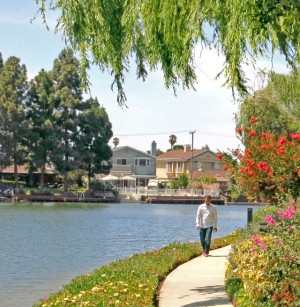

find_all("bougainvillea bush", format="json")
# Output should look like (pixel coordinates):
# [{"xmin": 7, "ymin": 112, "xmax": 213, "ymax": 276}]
[
  {"xmin": 217, "ymin": 118, "xmax": 300, "ymax": 204},
  {"xmin": 226, "ymin": 202, "xmax": 300, "ymax": 306}
]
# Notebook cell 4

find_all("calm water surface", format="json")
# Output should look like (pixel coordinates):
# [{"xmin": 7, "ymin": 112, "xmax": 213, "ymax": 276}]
[{"xmin": 0, "ymin": 202, "xmax": 260, "ymax": 306}]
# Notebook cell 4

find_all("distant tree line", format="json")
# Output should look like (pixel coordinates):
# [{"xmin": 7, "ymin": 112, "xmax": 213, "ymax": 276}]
[{"xmin": 0, "ymin": 49, "xmax": 113, "ymax": 192}]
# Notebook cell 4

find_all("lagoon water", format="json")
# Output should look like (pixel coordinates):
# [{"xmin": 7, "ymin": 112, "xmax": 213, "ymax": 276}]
[{"xmin": 0, "ymin": 202, "xmax": 260, "ymax": 306}]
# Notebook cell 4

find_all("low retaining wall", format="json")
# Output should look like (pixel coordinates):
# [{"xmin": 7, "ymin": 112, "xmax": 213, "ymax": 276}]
[{"xmin": 145, "ymin": 195, "xmax": 224, "ymax": 205}]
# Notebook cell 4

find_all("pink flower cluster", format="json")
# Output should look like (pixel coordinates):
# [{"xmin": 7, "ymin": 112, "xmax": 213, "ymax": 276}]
[
  {"xmin": 265, "ymin": 215, "xmax": 276, "ymax": 225},
  {"xmin": 252, "ymin": 236, "xmax": 266, "ymax": 251},
  {"xmin": 278, "ymin": 206, "xmax": 297, "ymax": 220}
]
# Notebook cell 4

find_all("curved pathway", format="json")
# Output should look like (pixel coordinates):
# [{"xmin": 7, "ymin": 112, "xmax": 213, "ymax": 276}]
[{"xmin": 159, "ymin": 245, "xmax": 232, "ymax": 307}]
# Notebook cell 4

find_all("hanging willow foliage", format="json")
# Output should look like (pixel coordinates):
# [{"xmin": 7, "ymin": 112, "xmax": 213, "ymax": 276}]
[{"xmin": 36, "ymin": 0, "xmax": 300, "ymax": 106}]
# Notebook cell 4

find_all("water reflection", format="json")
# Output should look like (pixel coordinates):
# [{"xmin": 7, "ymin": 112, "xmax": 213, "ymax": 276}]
[{"xmin": 0, "ymin": 202, "xmax": 260, "ymax": 306}]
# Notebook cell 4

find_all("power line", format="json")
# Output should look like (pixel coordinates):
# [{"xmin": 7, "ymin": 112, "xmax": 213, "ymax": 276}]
[{"xmin": 114, "ymin": 129, "xmax": 235, "ymax": 138}]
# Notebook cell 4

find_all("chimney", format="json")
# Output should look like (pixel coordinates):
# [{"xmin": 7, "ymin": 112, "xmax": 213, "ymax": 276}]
[
  {"xmin": 151, "ymin": 141, "xmax": 157, "ymax": 156},
  {"xmin": 184, "ymin": 144, "xmax": 191, "ymax": 152}
]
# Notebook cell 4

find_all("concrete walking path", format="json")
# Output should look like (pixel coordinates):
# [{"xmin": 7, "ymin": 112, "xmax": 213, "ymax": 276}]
[{"xmin": 159, "ymin": 245, "xmax": 232, "ymax": 307}]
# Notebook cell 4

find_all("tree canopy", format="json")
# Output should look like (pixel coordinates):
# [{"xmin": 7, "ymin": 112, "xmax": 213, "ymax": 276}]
[
  {"xmin": 0, "ymin": 49, "xmax": 113, "ymax": 190},
  {"xmin": 37, "ymin": 0, "xmax": 300, "ymax": 106},
  {"xmin": 0, "ymin": 56, "xmax": 28, "ymax": 186},
  {"xmin": 236, "ymin": 71, "xmax": 300, "ymax": 144}
]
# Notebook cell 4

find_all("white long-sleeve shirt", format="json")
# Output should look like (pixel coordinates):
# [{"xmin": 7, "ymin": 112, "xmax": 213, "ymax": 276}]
[{"xmin": 196, "ymin": 203, "xmax": 218, "ymax": 229}]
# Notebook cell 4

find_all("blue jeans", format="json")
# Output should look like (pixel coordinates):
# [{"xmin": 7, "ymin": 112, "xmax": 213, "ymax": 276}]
[{"xmin": 199, "ymin": 226, "xmax": 213, "ymax": 254}]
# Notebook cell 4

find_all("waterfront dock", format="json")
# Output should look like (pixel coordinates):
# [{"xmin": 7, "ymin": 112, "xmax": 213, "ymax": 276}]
[
  {"xmin": 12, "ymin": 193, "xmax": 120, "ymax": 203},
  {"xmin": 118, "ymin": 187, "xmax": 227, "ymax": 205}
]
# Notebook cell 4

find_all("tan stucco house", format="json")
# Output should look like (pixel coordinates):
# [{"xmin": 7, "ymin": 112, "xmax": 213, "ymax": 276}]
[{"xmin": 156, "ymin": 145, "xmax": 229, "ymax": 187}]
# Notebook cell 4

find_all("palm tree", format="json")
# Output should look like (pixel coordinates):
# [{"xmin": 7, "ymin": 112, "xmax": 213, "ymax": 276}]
[
  {"xmin": 113, "ymin": 137, "xmax": 120, "ymax": 148},
  {"xmin": 169, "ymin": 134, "xmax": 177, "ymax": 149}
]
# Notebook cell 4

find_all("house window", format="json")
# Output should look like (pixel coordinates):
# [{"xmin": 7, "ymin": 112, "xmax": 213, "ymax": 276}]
[
  {"xmin": 116, "ymin": 158, "xmax": 127, "ymax": 165},
  {"xmin": 167, "ymin": 162, "xmax": 173, "ymax": 172},
  {"xmin": 134, "ymin": 158, "xmax": 150, "ymax": 166},
  {"xmin": 196, "ymin": 161, "xmax": 203, "ymax": 170},
  {"xmin": 177, "ymin": 162, "xmax": 183, "ymax": 173},
  {"xmin": 211, "ymin": 162, "xmax": 220, "ymax": 170}
]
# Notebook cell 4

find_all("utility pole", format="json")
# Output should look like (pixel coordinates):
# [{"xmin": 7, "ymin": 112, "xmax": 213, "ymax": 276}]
[{"xmin": 189, "ymin": 130, "xmax": 196, "ymax": 180}]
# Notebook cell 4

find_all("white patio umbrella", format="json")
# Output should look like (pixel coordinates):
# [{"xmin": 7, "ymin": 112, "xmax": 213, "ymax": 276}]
[
  {"xmin": 101, "ymin": 174, "xmax": 119, "ymax": 181},
  {"xmin": 120, "ymin": 175, "xmax": 136, "ymax": 181},
  {"xmin": 120, "ymin": 175, "xmax": 136, "ymax": 188}
]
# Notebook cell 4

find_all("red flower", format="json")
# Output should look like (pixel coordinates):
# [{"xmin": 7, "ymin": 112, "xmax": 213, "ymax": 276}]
[
  {"xmin": 248, "ymin": 131, "xmax": 256, "ymax": 137},
  {"xmin": 261, "ymin": 145, "xmax": 268, "ymax": 150},
  {"xmin": 264, "ymin": 166, "xmax": 271, "ymax": 173},
  {"xmin": 240, "ymin": 167, "xmax": 249, "ymax": 173},
  {"xmin": 278, "ymin": 137, "xmax": 286, "ymax": 147},
  {"xmin": 217, "ymin": 153, "xmax": 222, "ymax": 160},
  {"xmin": 277, "ymin": 147, "xmax": 285, "ymax": 155},
  {"xmin": 236, "ymin": 127, "xmax": 243, "ymax": 135},
  {"xmin": 224, "ymin": 165, "xmax": 228, "ymax": 170},
  {"xmin": 263, "ymin": 133, "xmax": 274, "ymax": 139},
  {"xmin": 247, "ymin": 159, "xmax": 255, "ymax": 166},
  {"xmin": 245, "ymin": 149, "xmax": 252, "ymax": 156},
  {"xmin": 248, "ymin": 170, "xmax": 255, "ymax": 176},
  {"xmin": 237, "ymin": 154, "xmax": 243, "ymax": 159},
  {"xmin": 250, "ymin": 118, "xmax": 257, "ymax": 123},
  {"xmin": 261, "ymin": 132, "xmax": 267, "ymax": 138},
  {"xmin": 290, "ymin": 133, "xmax": 300, "ymax": 140},
  {"xmin": 258, "ymin": 161, "xmax": 267, "ymax": 168}
]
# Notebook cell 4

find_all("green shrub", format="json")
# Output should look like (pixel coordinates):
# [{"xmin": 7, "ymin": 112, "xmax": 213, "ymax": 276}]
[
  {"xmin": 225, "ymin": 276, "xmax": 244, "ymax": 303},
  {"xmin": 35, "ymin": 234, "xmax": 237, "ymax": 306}
]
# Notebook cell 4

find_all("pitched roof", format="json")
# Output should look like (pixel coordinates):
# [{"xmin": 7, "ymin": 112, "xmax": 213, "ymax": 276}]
[
  {"xmin": 157, "ymin": 148, "xmax": 213, "ymax": 160},
  {"xmin": 192, "ymin": 169, "xmax": 229, "ymax": 181},
  {"xmin": 113, "ymin": 146, "xmax": 156, "ymax": 158}
]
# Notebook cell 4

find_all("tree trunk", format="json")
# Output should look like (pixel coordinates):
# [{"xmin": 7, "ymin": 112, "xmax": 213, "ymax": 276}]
[
  {"xmin": 13, "ymin": 160, "xmax": 19, "ymax": 192},
  {"xmin": 40, "ymin": 163, "xmax": 45, "ymax": 189},
  {"xmin": 64, "ymin": 171, "xmax": 68, "ymax": 193},
  {"xmin": 13, "ymin": 139, "xmax": 19, "ymax": 193}
]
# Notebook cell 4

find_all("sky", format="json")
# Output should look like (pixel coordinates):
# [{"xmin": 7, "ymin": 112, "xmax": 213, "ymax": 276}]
[{"xmin": 0, "ymin": 1, "xmax": 290, "ymax": 154}]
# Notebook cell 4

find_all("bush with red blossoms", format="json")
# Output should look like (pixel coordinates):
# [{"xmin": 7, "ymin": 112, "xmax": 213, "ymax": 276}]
[{"xmin": 218, "ymin": 118, "xmax": 300, "ymax": 204}]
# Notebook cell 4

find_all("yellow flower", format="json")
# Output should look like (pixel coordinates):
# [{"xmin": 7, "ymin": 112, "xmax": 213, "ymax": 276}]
[{"xmin": 92, "ymin": 286, "xmax": 97, "ymax": 291}]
